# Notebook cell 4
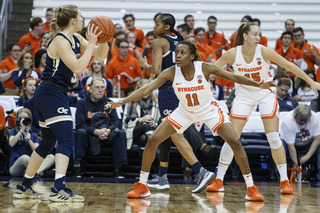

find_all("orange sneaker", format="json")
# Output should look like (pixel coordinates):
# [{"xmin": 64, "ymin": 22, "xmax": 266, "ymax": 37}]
[
  {"xmin": 127, "ymin": 182, "xmax": 151, "ymax": 198},
  {"xmin": 245, "ymin": 185, "xmax": 264, "ymax": 202},
  {"xmin": 280, "ymin": 180, "xmax": 294, "ymax": 194},
  {"xmin": 126, "ymin": 198, "xmax": 151, "ymax": 212},
  {"xmin": 206, "ymin": 178, "xmax": 224, "ymax": 192},
  {"xmin": 245, "ymin": 201, "xmax": 265, "ymax": 213}
]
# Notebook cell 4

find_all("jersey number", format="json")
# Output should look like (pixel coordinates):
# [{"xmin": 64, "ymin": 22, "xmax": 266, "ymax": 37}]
[
  {"xmin": 244, "ymin": 72, "xmax": 261, "ymax": 82},
  {"xmin": 186, "ymin": 94, "xmax": 199, "ymax": 106}
]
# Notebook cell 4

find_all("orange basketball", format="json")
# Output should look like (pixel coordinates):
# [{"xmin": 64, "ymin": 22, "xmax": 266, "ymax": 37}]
[{"xmin": 89, "ymin": 16, "xmax": 115, "ymax": 43}]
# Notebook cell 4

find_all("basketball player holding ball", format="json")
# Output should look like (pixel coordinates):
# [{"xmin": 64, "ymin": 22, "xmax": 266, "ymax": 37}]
[{"xmin": 13, "ymin": 5, "xmax": 109, "ymax": 202}]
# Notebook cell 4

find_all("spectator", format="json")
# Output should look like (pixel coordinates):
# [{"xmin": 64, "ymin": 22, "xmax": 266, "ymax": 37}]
[
  {"xmin": 43, "ymin": 8, "xmax": 53, "ymax": 32},
  {"xmin": 280, "ymin": 104, "xmax": 320, "ymax": 181},
  {"xmin": 18, "ymin": 17, "xmax": 44, "ymax": 55},
  {"xmin": 127, "ymin": 31, "xmax": 143, "ymax": 60},
  {"xmin": 123, "ymin": 13, "xmax": 147, "ymax": 47},
  {"xmin": 251, "ymin": 18, "xmax": 268, "ymax": 47},
  {"xmin": 122, "ymin": 79, "xmax": 160, "ymax": 149},
  {"xmin": 275, "ymin": 31, "xmax": 306, "ymax": 73},
  {"xmin": 204, "ymin": 16, "xmax": 230, "ymax": 59},
  {"xmin": 177, "ymin": 23, "xmax": 190, "ymax": 40},
  {"xmin": 68, "ymin": 75, "xmax": 87, "ymax": 107},
  {"xmin": 209, "ymin": 74, "xmax": 224, "ymax": 100},
  {"xmin": 34, "ymin": 49, "xmax": 47, "ymax": 74},
  {"xmin": 109, "ymin": 23, "xmax": 123, "ymax": 48},
  {"xmin": 275, "ymin": 19, "xmax": 295, "ymax": 50},
  {"xmin": 82, "ymin": 58, "xmax": 113, "ymax": 98},
  {"xmin": 229, "ymin": 15, "xmax": 252, "ymax": 48},
  {"xmin": 184, "ymin": 14, "xmax": 195, "ymax": 35},
  {"xmin": 274, "ymin": 66, "xmax": 295, "ymax": 96},
  {"xmin": 8, "ymin": 108, "xmax": 54, "ymax": 177},
  {"xmin": 276, "ymin": 78, "xmax": 298, "ymax": 112},
  {"xmin": 17, "ymin": 78, "xmax": 36, "ymax": 107},
  {"xmin": 310, "ymin": 94, "xmax": 320, "ymax": 112},
  {"xmin": 142, "ymin": 31, "xmax": 156, "ymax": 78},
  {"xmin": 0, "ymin": 42, "xmax": 21, "ymax": 94},
  {"xmin": 194, "ymin": 27, "xmax": 217, "ymax": 63},
  {"xmin": 293, "ymin": 27, "xmax": 320, "ymax": 71},
  {"xmin": 33, "ymin": 31, "xmax": 50, "ymax": 54},
  {"xmin": 110, "ymin": 31, "xmax": 126, "ymax": 58},
  {"xmin": 11, "ymin": 51, "xmax": 41, "ymax": 93},
  {"xmin": 294, "ymin": 69, "xmax": 317, "ymax": 102},
  {"xmin": 74, "ymin": 79, "xmax": 128, "ymax": 178},
  {"xmin": 106, "ymin": 39, "xmax": 143, "ymax": 96},
  {"xmin": 185, "ymin": 35, "xmax": 208, "ymax": 62}
]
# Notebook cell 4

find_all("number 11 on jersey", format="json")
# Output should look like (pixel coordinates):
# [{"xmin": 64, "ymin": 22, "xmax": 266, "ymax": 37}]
[{"xmin": 186, "ymin": 93, "xmax": 199, "ymax": 106}]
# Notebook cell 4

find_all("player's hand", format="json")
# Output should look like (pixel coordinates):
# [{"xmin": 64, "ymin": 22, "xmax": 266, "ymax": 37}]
[
  {"xmin": 310, "ymin": 81, "xmax": 320, "ymax": 96},
  {"xmin": 104, "ymin": 102, "xmax": 123, "ymax": 113},
  {"xmin": 86, "ymin": 23, "xmax": 102, "ymax": 45},
  {"xmin": 138, "ymin": 56, "xmax": 148, "ymax": 68},
  {"xmin": 258, "ymin": 80, "xmax": 277, "ymax": 91}
]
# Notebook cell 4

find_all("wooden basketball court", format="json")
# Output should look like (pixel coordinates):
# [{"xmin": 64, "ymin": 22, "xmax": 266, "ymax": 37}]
[{"xmin": 1, "ymin": 178, "xmax": 319, "ymax": 212}]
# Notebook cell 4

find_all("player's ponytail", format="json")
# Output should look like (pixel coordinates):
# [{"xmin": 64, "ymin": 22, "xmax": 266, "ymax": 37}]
[
  {"xmin": 159, "ymin": 13, "xmax": 184, "ymax": 41},
  {"xmin": 234, "ymin": 22, "xmax": 256, "ymax": 47},
  {"xmin": 50, "ymin": 5, "xmax": 78, "ymax": 38}
]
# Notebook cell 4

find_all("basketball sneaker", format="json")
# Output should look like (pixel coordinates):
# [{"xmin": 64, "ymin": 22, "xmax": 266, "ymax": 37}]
[
  {"xmin": 192, "ymin": 168, "xmax": 215, "ymax": 193},
  {"xmin": 13, "ymin": 184, "xmax": 41, "ymax": 199},
  {"xmin": 245, "ymin": 201, "xmax": 265, "ymax": 212},
  {"xmin": 126, "ymin": 198, "xmax": 151, "ymax": 212},
  {"xmin": 206, "ymin": 178, "xmax": 225, "ymax": 192},
  {"xmin": 245, "ymin": 185, "xmax": 264, "ymax": 202},
  {"xmin": 280, "ymin": 180, "xmax": 294, "ymax": 194},
  {"xmin": 127, "ymin": 182, "xmax": 151, "ymax": 198},
  {"xmin": 147, "ymin": 174, "xmax": 170, "ymax": 190},
  {"xmin": 49, "ymin": 187, "xmax": 84, "ymax": 202}
]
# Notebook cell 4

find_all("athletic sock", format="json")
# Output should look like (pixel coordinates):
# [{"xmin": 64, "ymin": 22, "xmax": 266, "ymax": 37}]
[
  {"xmin": 216, "ymin": 162, "xmax": 228, "ymax": 180},
  {"xmin": 22, "ymin": 174, "xmax": 34, "ymax": 188},
  {"xmin": 191, "ymin": 161, "xmax": 202, "ymax": 174},
  {"xmin": 139, "ymin": 171, "xmax": 149, "ymax": 185},
  {"xmin": 158, "ymin": 166, "xmax": 168, "ymax": 177},
  {"xmin": 277, "ymin": 163, "xmax": 288, "ymax": 182},
  {"xmin": 243, "ymin": 173, "xmax": 254, "ymax": 188},
  {"xmin": 54, "ymin": 175, "xmax": 66, "ymax": 191}
]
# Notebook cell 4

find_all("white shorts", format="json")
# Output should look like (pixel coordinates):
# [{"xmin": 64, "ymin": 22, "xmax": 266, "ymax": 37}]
[
  {"xmin": 165, "ymin": 101, "xmax": 230, "ymax": 136},
  {"xmin": 230, "ymin": 87, "xmax": 279, "ymax": 120}
]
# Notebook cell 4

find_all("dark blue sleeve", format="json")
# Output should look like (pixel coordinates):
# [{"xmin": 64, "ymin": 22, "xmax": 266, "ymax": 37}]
[
  {"xmin": 106, "ymin": 78, "xmax": 113, "ymax": 98},
  {"xmin": 12, "ymin": 69, "xmax": 27, "ymax": 87},
  {"xmin": 17, "ymin": 96, "xmax": 23, "ymax": 106},
  {"xmin": 217, "ymin": 84, "xmax": 224, "ymax": 100},
  {"xmin": 30, "ymin": 132, "xmax": 39, "ymax": 143},
  {"xmin": 75, "ymin": 99, "xmax": 95, "ymax": 135}
]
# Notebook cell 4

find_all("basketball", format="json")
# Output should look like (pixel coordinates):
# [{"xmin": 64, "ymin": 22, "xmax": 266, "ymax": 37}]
[{"xmin": 89, "ymin": 16, "xmax": 115, "ymax": 43}]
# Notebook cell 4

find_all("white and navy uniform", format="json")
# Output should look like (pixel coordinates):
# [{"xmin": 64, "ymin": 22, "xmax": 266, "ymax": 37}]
[
  {"xmin": 231, "ymin": 44, "xmax": 278, "ymax": 120},
  {"xmin": 165, "ymin": 61, "xmax": 229, "ymax": 135},
  {"xmin": 36, "ymin": 32, "xmax": 80, "ymax": 127}
]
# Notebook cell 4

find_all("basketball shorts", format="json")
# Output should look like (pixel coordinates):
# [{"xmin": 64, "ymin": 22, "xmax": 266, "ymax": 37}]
[
  {"xmin": 165, "ymin": 101, "xmax": 230, "ymax": 136},
  {"xmin": 230, "ymin": 87, "xmax": 278, "ymax": 120},
  {"xmin": 35, "ymin": 84, "xmax": 73, "ymax": 128},
  {"xmin": 158, "ymin": 87, "xmax": 179, "ymax": 118}
]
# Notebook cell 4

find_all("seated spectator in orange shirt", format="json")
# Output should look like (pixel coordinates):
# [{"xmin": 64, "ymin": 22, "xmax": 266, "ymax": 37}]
[
  {"xmin": 274, "ymin": 31, "xmax": 306, "ymax": 76},
  {"xmin": 177, "ymin": 23, "xmax": 190, "ymax": 40},
  {"xmin": 19, "ymin": 17, "xmax": 44, "ymax": 56},
  {"xmin": 293, "ymin": 27, "xmax": 320, "ymax": 71},
  {"xmin": 11, "ymin": 51, "xmax": 41, "ymax": 94},
  {"xmin": 110, "ymin": 31, "xmax": 126, "ymax": 59},
  {"xmin": 127, "ymin": 31, "xmax": 143, "ymax": 60},
  {"xmin": 229, "ymin": 15, "xmax": 252, "ymax": 48},
  {"xmin": 204, "ymin": 16, "xmax": 230, "ymax": 59},
  {"xmin": 142, "ymin": 31, "xmax": 156, "ymax": 78},
  {"xmin": 44, "ymin": 8, "xmax": 53, "ymax": 32},
  {"xmin": 275, "ymin": 19, "xmax": 295, "ymax": 50},
  {"xmin": 34, "ymin": 49, "xmax": 46, "ymax": 74},
  {"xmin": 105, "ymin": 39, "xmax": 143, "ymax": 96},
  {"xmin": 0, "ymin": 42, "xmax": 21, "ymax": 93},
  {"xmin": 123, "ymin": 14, "xmax": 147, "ymax": 48},
  {"xmin": 194, "ymin": 27, "xmax": 217, "ymax": 62},
  {"xmin": 252, "ymin": 18, "xmax": 268, "ymax": 47},
  {"xmin": 185, "ymin": 35, "xmax": 207, "ymax": 62},
  {"xmin": 184, "ymin": 14, "xmax": 195, "ymax": 35}
]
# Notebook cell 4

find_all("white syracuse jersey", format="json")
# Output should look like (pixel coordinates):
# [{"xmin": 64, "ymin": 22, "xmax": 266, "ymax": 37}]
[
  {"xmin": 233, "ymin": 44, "xmax": 273, "ymax": 91},
  {"xmin": 172, "ymin": 61, "xmax": 215, "ymax": 113}
]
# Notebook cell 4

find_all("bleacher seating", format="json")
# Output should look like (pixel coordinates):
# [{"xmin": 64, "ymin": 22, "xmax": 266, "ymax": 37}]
[{"xmin": 32, "ymin": 0, "xmax": 320, "ymax": 49}]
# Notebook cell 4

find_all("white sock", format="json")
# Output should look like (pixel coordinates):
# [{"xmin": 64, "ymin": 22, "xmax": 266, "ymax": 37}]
[
  {"xmin": 277, "ymin": 163, "xmax": 288, "ymax": 182},
  {"xmin": 24, "ymin": 174, "xmax": 34, "ymax": 179},
  {"xmin": 139, "ymin": 171, "xmax": 149, "ymax": 185},
  {"xmin": 243, "ymin": 173, "xmax": 254, "ymax": 188},
  {"xmin": 55, "ymin": 173, "xmax": 65, "ymax": 180},
  {"xmin": 216, "ymin": 163, "xmax": 228, "ymax": 180}
]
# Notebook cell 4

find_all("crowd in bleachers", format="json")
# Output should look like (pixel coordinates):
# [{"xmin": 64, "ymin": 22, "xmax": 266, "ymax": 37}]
[{"xmin": 0, "ymin": 8, "xmax": 319, "ymax": 182}]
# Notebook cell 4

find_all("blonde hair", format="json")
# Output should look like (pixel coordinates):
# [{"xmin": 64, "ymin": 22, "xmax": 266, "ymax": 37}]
[
  {"xmin": 234, "ymin": 22, "xmax": 257, "ymax": 47},
  {"xmin": 21, "ymin": 78, "xmax": 36, "ymax": 104},
  {"xmin": 50, "ymin": 5, "xmax": 79, "ymax": 38},
  {"xmin": 293, "ymin": 104, "xmax": 311, "ymax": 120},
  {"xmin": 16, "ymin": 108, "xmax": 33, "ymax": 124},
  {"xmin": 136, "ymin": 79, "xmax": 158, "ymax": 104},
  {"xmin": 89, "ymin": 58, "xmax": 106, "ymax": 77},
  {"xmin": 16, "ymin": 51, "xmax": 33, "ymax": 71}
]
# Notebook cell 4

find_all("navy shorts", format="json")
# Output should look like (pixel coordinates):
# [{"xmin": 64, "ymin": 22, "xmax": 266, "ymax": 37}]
[
  {"xmin": 35, "ymin": 84, "xmax": 73, "ymax": 127},
  {"xmin": 158, "ymin": 87, "xmax": 179, "ymax": 118}
]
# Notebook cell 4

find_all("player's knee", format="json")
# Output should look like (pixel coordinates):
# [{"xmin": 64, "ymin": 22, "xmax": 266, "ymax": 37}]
[{"xmin": 266, "ymin": 132, "xmax": 282, "ymax": 149}]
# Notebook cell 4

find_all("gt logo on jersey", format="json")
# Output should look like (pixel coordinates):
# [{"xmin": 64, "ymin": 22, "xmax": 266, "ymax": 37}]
[
  {"xmin": 57, "ymin": 107, "xmax": 69, "ymax": 114},
  {"xmin": 163, "ymin": 109, "xmax": 172, "ymax": 116}
]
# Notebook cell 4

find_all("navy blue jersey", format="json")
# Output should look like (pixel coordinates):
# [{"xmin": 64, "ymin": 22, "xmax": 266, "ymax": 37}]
[
  {"xmin": 159, "ymin": 35, "xmax": 179, "ymax": 89},
  {"xmin": 42, "ymin": 32, "xmax": 81, "ymax": 87}
]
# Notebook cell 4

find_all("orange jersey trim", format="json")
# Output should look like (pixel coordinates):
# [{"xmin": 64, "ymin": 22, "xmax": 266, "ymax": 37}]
[
  {"xmin": 212, "ymin": 107, "xmax": 225, "ymax": 133},
  {"xmin": 165, "ymin": 114, "xmax": 182, "ymax": 130},
  {"xmin": 260, "ymin": 95, "xmax": 278, "ymax": 120}
]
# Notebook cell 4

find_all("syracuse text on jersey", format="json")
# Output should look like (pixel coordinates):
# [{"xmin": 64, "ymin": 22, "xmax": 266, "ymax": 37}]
[{"xmin": 177, "ymin": 85, "xmax": 205, "ymax": 92}]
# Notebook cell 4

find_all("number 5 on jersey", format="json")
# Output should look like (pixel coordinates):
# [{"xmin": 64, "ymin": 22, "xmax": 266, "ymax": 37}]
[
  {"xmin": 244, "ymin": 72, "xmax": 261, "ymax": 82},
  {"xmin": 186, "ymin": 93, "xmax": 199, "ymax": 107}
]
